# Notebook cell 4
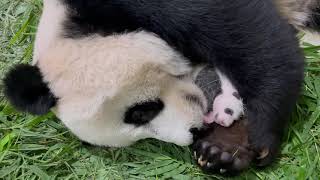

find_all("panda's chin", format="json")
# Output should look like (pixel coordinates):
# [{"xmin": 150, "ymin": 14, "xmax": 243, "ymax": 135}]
[{"xmin": 194, "ymin": 66, "xmax": 220, "ymax": 113}]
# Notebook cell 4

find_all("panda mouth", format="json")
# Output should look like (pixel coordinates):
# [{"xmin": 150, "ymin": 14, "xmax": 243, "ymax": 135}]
[{"xmin": 194, "ymin": 66, "xmax": 221, "ymax": 113}]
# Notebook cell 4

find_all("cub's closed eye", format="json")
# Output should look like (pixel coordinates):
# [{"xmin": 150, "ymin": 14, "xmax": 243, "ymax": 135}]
[{"xmin": 124, "ymin": 99, "xmax": 164, "ymax": 126}]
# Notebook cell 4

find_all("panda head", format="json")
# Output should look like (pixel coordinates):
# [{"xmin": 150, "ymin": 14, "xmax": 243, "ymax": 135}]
[
  {"xmin": 4, "ymin": 33, "xmax": 218, "ymax": 147},
  {"xmin": 3, "ymin": 0, "xmax": 219, "ymax": 147}
]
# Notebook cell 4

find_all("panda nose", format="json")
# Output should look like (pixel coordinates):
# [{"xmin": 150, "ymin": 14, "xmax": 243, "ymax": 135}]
[
  {"xmin": 190, "ymin": 128, "xmax": 200, "ymax": 135},
  {"xmin": 190, "ymin": 128, "xmax": 201, "ymax": 141},
  {"xmin": 190, "ymin": 126, "xmax": 211, "ymax": 141}
]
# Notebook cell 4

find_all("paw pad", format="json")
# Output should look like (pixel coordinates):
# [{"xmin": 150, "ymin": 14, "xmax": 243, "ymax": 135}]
[
  {"xmin": 194, "ymin": 141, "xmax": 252, "ymax": 174},
  {"xmin": 192, "ymin": 121, "xmax": 255, "ymax": 174}
]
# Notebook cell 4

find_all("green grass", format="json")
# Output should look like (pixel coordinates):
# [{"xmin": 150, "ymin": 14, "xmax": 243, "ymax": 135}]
[{"xmin": 0, "ymin": 0, "xmax": 319, "ymax": 179}]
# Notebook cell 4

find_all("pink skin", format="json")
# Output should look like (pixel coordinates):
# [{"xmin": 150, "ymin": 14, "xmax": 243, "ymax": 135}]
[
  {"xmin": 203, "ymin": 92, "xmax": 243, "ymax": 127},
  {"xmin": 204, "ymin": 111, "xmax": 233, "ymax": 127},
  {"xmin": 204, "ymin": 71, "xmax": 244, "ymax": 127}
]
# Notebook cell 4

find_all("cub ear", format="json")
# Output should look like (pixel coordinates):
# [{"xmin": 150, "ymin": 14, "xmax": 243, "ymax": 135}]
[{"xmin": 3, "ymin": 64, "xmax": 57, "ymax": 115}]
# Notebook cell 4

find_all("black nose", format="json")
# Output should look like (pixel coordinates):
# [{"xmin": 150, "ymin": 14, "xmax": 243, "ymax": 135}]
[
  {"xmin": 190, "ymin": 128, "xmax": 200, "ymax": 135},
  {"xmin": 190, "ymin": 128, "xmax": 201, "ymax": 141},
  {"xmin": 190, "ymin": 126, "xmax": 211, "ymax": 142}
]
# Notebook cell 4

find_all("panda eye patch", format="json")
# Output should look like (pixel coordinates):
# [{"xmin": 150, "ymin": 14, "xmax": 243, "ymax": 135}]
[{"xmin": 124, "ymin": 99, "xmax": 164, "ymax": 126}]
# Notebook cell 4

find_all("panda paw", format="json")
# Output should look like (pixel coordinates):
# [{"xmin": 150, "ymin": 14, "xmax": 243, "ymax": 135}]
[
  {"xmin": 204, "ymin": 91, "xmax": 244, "ymax": 127},
  {"xmin": 248, "ymin": 131, "xmax": 281, "ymax": 167},
  {"xmin": 193, "ymin": 120, "xmax": 255, "ymax": 175}
]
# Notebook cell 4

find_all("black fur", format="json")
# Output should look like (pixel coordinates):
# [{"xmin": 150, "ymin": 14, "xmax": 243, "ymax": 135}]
[
  {"xmin": 233, "ymin": 92, "xmax": 241, "ymax": 100},
  {"xmin": 195, "ymin": 66, "xmax": 220, "ymax": 113},
  {"xmin": 63, "ymin": 0, "xmax": 140, "ymax": 38},
  {"xmin": 124, "ymin": 99, "xmax": 164, "ymax": 126},
  {"xmin": 63, "ymin": 0, "xmax": 304, "ymax": 169},
  {"xmin": 306, "ymin": 1, "xmax": 320, "ymax": 31},
  {"xmin": 3, "ymin": 64, "xmax": 57, "ymax": 115}
]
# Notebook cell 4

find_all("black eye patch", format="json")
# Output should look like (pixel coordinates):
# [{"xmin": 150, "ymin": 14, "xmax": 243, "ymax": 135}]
[{"xmin": 124, "ymin": 99, "xmax": 164, "ymax": 126}]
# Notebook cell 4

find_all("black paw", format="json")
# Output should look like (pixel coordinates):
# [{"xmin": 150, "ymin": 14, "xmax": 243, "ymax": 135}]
[
  {"xmin": 193, "ymin": 120, "xmax": 255, "ymax": 174},
  {"xmin": 193, "ymin": 140, "xmax": 254, "ymax": 174},
  {"xmin": 249, "ymin": 132, "xmax": 281, "ymax": 167}
]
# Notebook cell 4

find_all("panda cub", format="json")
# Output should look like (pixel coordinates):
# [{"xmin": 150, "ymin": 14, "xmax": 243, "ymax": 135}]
[
  {"xmin": 3, "ymin": 0, "xmax": 319, "ymax": 174},
  {"xmin": 203, "ymin": 71, "xmax": 244, "ymax": 127}
]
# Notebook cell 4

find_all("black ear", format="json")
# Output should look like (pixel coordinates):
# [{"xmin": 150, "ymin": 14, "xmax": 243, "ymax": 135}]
[{"xmin": 3, "ymin": 64, "xmax": 57, "ymax": 115}]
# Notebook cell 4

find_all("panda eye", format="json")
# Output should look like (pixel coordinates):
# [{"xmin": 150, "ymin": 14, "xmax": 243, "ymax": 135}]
[{"xmin": 124, "ymin": 99, "xmax": 164, "ymax": 126}]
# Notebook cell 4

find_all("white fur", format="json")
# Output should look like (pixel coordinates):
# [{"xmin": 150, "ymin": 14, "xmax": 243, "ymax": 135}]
[
  {"xmin": 33, "ymin": 0, "xmax": 66, "ymax": 65},
  {"xmin": 34, "ymin": 0, "xmax": 206, "ymax": 147},
  {"xmin": 203, "ymin": 71, "xmax": 244, "ymax": 127},
  {"xmin": 274, "ymin": 0, "xmax": 314, "ymax": 28}
]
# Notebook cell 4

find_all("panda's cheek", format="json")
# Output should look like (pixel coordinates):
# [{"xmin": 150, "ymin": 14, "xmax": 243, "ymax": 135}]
[
  {"xmin": 139, "ymin": 124, "xmax": 158, "ymax": 137},
  {"xmin": 151, "ymin": 127, "xmax": 193, "ymax": 146},
  {"xmin": 148, "ymin": 117, "xmax": 195, "ymax": 145}
]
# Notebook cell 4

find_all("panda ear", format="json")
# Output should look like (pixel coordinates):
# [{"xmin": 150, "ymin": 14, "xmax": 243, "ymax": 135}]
[{"xmin": 3, "ymin": 64, "xmax": 57, "ymax": 115}]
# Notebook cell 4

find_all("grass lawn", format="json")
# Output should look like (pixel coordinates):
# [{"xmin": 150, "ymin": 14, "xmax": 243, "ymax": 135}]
[{"xmin": 0, "ymin": 0, "xmax": 319, "ymax": 179}]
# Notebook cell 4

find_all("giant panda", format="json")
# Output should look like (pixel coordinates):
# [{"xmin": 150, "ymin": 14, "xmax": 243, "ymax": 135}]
[{"xmin": 3, "ymin": 0, "xmax": 319, "ymax": 174}]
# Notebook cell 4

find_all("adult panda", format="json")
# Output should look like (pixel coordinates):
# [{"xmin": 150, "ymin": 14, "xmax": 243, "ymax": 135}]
[{"xmin": 3, "ymin": 0, "xmax": 319, "ymax": 174}]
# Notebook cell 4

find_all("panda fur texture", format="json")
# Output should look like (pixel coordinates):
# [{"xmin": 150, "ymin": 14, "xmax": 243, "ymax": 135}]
[
  {"xmin": 3, "ymin": 0, "xmax": 320, "ymax": 174},
  {"xmin": 275, "ymin": 0, "xmax": 320, "ymax": 31}
]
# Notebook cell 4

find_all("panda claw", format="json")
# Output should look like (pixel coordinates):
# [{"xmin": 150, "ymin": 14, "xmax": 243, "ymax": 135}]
[
  {"xmin": 220, "ymin": 169, "xmax": 227, "ymax": 174},
  {"xmin": 198, "ymin": 156, "xmax": 208, "ymax": 167},
  {"xmin": 192, "ymin": 121, "xmax": 255, "ymax": 174},
  {"xmin": 207, "ymin": 162, "xmax": 214, "ymax": 168}
]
